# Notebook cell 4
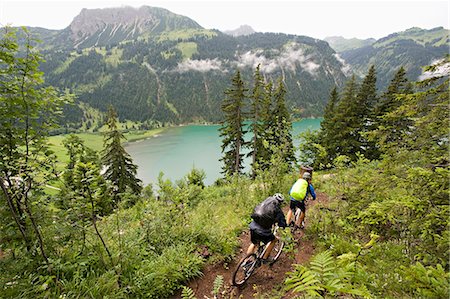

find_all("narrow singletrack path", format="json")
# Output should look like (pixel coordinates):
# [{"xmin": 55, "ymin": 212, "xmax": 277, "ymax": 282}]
[{"xmin": 172, "ymin": 192, "xmax": 329, "ymax": 299}]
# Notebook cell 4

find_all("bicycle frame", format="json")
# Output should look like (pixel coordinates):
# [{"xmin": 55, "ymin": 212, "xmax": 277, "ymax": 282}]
[{"xmin": 232, "ymin": 225, "xmax": 284, "ymax": 287}]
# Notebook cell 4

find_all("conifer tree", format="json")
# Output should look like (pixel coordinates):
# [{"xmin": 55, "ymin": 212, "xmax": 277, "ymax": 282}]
[
  {"xmin": 62, "ymin": 134, "xmax": 99, "ymax": 191},
  {"xmin": 101, "ymin": 106, "xmax": 142, "ymax": 202},
  {"xmin": 333, "ymin": 75, "xmax": 360, "ymax": 160},
  {"xmin": 268, "ymin": 78, "xmax": 296, "ymax": 168},
  {"xmin": 369, "ymin": 67, "xmax": 413, "ymax": 153},
  {"xmin": 396, "ymin": 58, "xmax": 449, "ymax": 164},
  {"xmin": 356, "ymin": 65, "xmax": 379, "ymax": 159},
  {"xmin": 248, "ymin": 65, "xmax": 266, "ymax": 177},
  {"xmin": 219, "ymin": 70, "xmax": 248, "ymax": 177},
  {"xmin": 258, "ymin": 80, "xmax": 274, "ymax": 170},
  {"xmin": 319, "ymin": 86, "xmax": 339, "ymax": 165}
]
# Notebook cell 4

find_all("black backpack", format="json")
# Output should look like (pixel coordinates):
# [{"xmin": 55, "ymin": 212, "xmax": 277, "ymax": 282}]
[{"xmin": 251, "ymin": 197, "xmax": 278, "ymax": 229}]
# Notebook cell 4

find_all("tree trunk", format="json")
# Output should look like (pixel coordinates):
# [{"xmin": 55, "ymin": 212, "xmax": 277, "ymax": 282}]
[{"xmin": 0, "ymin": 179, "xmax": 31, "ymax": 251}]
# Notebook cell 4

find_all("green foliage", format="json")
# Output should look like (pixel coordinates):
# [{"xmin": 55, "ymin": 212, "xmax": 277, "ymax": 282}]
[
  {"xmin": 219, "ymin": 70, "xmax": 248, "ymax": 177},
  {"xmin": 285, "ymin": 250, "xmax": 371, "ymax": 298},
  {"xmin": 401, "ymin": 262, "xmax": 449, "ymax": 298},
  {"xmin": 212, "ymin": 274, "xmax": 224, "ymax": 296},
  {"xmin": 186, "ymin": 167, "xmax": 206, "ymax": 189},
  {"xmin": 181, "ymin": 286, "xmax": 198, "ymax": 299},
  {"xmin": 132, "ymin": 244, "xmax": 203, "ymax": 298},
  {"xmin": 0, "ymin": 26, "xmax": 70, "ymax": 263},
  {"xmin": 102, "ymin": 106, "xmax": 142, "ymax": 201}
]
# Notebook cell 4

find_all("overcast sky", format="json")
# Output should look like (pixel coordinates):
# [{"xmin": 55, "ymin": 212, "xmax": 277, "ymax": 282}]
[{"xmin": 0, "ymin": 0, "xmax": 448, "ymax": 39}]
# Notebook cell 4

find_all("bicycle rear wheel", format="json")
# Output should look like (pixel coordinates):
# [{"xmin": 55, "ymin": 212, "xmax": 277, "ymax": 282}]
[{"xmin": 232, "ymin": 253, "xmax": 258, "ymax": 286}]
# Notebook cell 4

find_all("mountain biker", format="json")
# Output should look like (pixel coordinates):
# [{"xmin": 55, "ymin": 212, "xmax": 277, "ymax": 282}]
[
  {"xmin": 246, "ymin": 193, "xmax": 287, "ymax": 260},
  {"xmin": 286, "ymin": 172, "xmax": 316, "ymax": 229}
]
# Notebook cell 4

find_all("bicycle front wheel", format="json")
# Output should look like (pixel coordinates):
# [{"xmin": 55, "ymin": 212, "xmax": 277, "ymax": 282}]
[
  {"xmin": 268, "ymin": 240, "xmax": 284, "ymax": 264},
  {"xmin": 232, "ymin": 253, "xmax": 258, "ymax": 286}
]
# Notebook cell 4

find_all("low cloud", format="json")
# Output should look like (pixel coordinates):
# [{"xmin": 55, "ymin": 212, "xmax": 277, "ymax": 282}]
[
  {"xmin": 418, "ymin": 59, "xmax": 450, "ymax": 80},
  {"xmin": 236, "ymin": 43, "xmax": 321, "ymax": 76},
  {"xmin": 176, "ymin": 58, "xmax": 223, "ymax": 73},
  {"xmin": 333, "ymin": 53, "xmax": 352, "ymax": 76}
]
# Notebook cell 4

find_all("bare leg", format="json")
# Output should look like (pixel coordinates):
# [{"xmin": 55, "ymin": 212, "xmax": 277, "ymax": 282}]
[
  {"xmin": 296, "ymin": 211, "xmax": 305, "ymax": 227},
  {"xmin": 286, "ymin": 209, "xmax": 293, "ymax": 224},
  {"xmin": 247, "ymin": 243, "xmax": 256, "ymax": 255},
  {"xmin": 263, "ymin": 237, "xmax": 278, "ymax": 259}
]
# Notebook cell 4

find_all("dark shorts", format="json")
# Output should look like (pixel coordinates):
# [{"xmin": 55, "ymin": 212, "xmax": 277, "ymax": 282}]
[
  {"xmin": 250, "ymin": 229, "xmax": 275, "ymax": 245},
  {"xmin": 290, "ymin": 199, "xmax": 305, "ymax": 213}
]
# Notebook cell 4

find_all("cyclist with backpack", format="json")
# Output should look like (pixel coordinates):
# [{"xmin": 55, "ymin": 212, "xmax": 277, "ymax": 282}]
[
  {"xmin": 246, "ymin": 193, "xmax": 287, "ymax": 260},
  {"xmin": 286, "ymin": 172, "xmax": 316, "ymax": 229}
]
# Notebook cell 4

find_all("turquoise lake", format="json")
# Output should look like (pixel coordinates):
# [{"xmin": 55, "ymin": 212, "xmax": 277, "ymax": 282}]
[{"xmin": 125, "ymin": 119, "xmax": 321, "ymax": 186}]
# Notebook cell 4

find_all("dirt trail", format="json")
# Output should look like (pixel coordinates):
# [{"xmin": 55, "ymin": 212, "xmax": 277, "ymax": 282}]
[{"xmin": 172, "ymin": 192, "xmax": 329, "ymax": 299}]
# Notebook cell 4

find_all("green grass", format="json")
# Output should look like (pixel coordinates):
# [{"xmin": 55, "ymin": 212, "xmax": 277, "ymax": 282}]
[
  {"xmin": 48, "ymin": 128, "xmax": 165, "ymax": 167},
  {"xmin": 374, "ymin": 27, "xmax": 449, "ymax": 48},
  {"xmin": 176, "ymin": 42, "xmax": 198, "ymax": 59},
  {"xmin": 157, "ymin": 29, "xmax": 217, "ymax": 42},
  {"xmin": 94, "ymin": 47, "xmax": 124, "ymax": 67}
]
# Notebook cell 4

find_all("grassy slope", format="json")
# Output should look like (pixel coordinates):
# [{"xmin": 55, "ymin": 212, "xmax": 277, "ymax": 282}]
[{"xmin": 48, "ymin": 128, "xmax": 165, "ymax": 165}]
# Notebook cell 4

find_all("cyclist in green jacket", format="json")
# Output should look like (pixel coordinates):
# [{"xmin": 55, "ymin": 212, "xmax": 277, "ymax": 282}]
[{"xmin": 286, "ymin": 172, "xmax": 316, "ymax": 229}]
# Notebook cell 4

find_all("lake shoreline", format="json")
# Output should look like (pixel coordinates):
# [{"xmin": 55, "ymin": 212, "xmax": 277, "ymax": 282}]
[{"xmin": 125, "ymin": 118, "xmax": 323, "ymax": 186}]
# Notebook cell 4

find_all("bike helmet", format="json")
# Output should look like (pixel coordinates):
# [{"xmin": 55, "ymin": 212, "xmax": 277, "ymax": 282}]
[
  {"xmin": 273, "ymin": 193, "xmax": 284, "ymax": 203},
  {"xmin": 302, "ymin": 172, "xmax": 312, "ymax": 180}
]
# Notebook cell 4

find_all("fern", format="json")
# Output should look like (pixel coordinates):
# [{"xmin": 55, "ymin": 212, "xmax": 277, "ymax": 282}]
[
  {"xmin": 181, "ymin": 286, "xmax": 197, "ymax": 299},
  {"xmin": 285, "ymin": 264, "xmax": 323, "ymax": 297},
  {"xmin": 309, "ymin": 250, "xmax": 336, "ymax": 283},
  {"xmin": 402, "ymin": 262, "xmax": 450, "ymax": 298},
  {"xmin": 285, "ymin": 250, "xmax": 372, "ymax": 298},
  {"xmin": 212, "ymin": 275, "xmax": 224, "ymax": 296}
]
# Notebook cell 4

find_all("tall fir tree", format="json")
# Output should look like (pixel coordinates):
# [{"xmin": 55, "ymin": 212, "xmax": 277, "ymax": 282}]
[
  {"xmin": 257, "ymin": 80, "xmax": 274, "ymax": 170},
  {"xmin": 369, "ymin": 67, "xmax": 414, "ymax": 154},
  {"xmin": 248, "ymin": 65, "xmax": 266, "ymax": 177},
  {"xmin": 355, "ymin": 65, "xmax": 379, "ymax": 159},
  {"xmin": 219, "ymin": 70, "xmax": 248, "ymax": 177},
  {"xmin": 319, "ymin": 86, "xmax": 340, "ymax": 165},
  {"xmin": 333, "ymin": 75, "xmax": 360, "ymax": 160},
  {"xmin": 101, "ymin": 106, "xmax": 142, "ymax": 202},
  {"xmin": 268, "ymin": 78, "xmax": 296, "ymax": 168}
]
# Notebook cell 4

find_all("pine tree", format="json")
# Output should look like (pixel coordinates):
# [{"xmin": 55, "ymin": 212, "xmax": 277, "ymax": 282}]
[
  {"xmin": 258, "ymin": 80, "xmax": 274, "ymax": 170},
  {"xmin": 333, "ymin": 75, "xmax": 360, "ymax": 160},
  {"xmin": 369, "ymin": 67, "xmax": 414, "ymax": 153},
  {"xmin": 268, "ymin": 78, "xmax": 296, "ymax": 168},
  {"xmin": 219, "ymin": 70, "xmax": 248, "ymax": 177},
  {"xmin": 101, "ymin": 106, "xmax": 142, "ymax": 202},
  {"xmin": 248, "ymin": 65, "xmax": 266, "ymax": 177},
  {"xmin": 319, "ymin": 86, "xmax": 339, "ymax": 165},
  {"xmin": 356, "ymin": 65, "xmax": 379, "ymax": 159},
  {"xmin": 399, "ymin": 58, "xmax": 449, "ymax": 165}
]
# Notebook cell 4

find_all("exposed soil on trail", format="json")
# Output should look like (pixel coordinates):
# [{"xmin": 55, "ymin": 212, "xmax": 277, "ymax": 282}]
[{"xmin": 171, "ymin": 192, "xmax": 329, "ymax": 299}]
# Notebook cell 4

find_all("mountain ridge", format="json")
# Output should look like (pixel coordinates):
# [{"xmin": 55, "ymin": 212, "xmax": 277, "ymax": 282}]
[
  {"xmin": 9, "ymin": 6, "xmax": 449, "ymax": 126},
  {"xmin": 223, "ymin": 25, "xmax": 256, "ymax": 37}
]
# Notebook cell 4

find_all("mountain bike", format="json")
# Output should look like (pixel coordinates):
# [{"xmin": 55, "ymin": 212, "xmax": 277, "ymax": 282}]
[
  {"xmin": 291, "ymin": 195, "xmax": 314, "ymax": 230},
  {"xmin": 232, "ymin": 226, "xmax": 284, "ymax": 287}
]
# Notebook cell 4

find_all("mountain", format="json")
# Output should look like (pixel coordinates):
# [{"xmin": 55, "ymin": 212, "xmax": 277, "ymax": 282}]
[
  {"xmin": 16, "ymin": 7, "xmax": 448, "ymax": 128},
  {"xmin": 324, "ymin": 36, "xmax": 376, "ymax": 52},
  {"xmin": 337, "ymin": 27, "xmax": 449, "ymax": 88},
  {"xmin": 32, "ymin": 6, "xmax": 348, "ymax": 127},
  {"xmin": 223, "ymin": 25, "xmax": 256, "ymax": 37},
  {"xmin": 42, "ymin": 6, "xmax": 203, "ymax": 50}
]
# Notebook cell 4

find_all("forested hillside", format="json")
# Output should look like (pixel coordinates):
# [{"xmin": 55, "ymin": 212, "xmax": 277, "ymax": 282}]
[
  {"xmin": 21, "ymin": 6, "xmax": 349, "ymax": 125},
  {"xmin": 18, "ymin": 8, "xmax": 448, "ymax": 128},
  {"xmin": 337, "ymin": 27, "xmax": 449, "ymax": 88}
]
